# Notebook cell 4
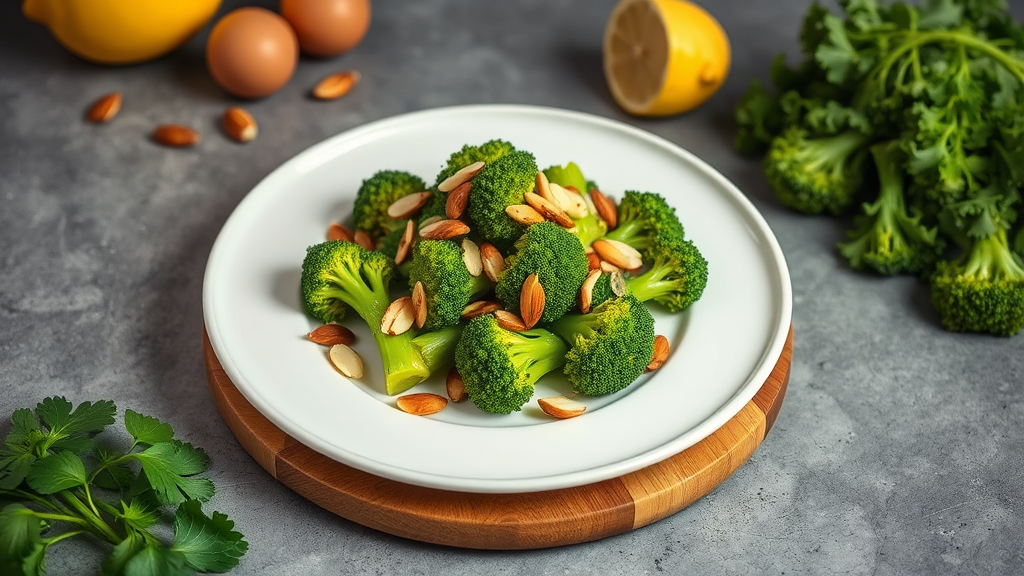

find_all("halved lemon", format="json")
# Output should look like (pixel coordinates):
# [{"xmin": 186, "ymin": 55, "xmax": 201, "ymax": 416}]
[{"xmin": 603, "ymin": 0, "xmax": 731, "ymax": 116}]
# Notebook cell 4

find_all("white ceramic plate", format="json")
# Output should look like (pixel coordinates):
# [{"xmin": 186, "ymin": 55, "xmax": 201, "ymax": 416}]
[{"xmin": 203, "ymin": 105, "xmax": 791, "ymax": 494}]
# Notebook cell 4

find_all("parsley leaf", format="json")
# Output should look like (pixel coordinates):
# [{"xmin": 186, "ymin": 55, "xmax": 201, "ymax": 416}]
[
  {"xmin": 121, "ymin": 544, "xmax": 191, "ymax": 576},
  {"xmin": 0, "ymin": 504, "xmax": 43, "ymax": 573},
  {"xmin": 133, "ymin": 442, "xmax": 214, "ymax": 505},
  {"xmin": 171, "ymin": 500, "xmax": 249, "ymax": 572},
  {"xmin": 124, "ymin": 410, "xmax": 174, "ymax": 447},
  {"xmin": 25, "ymin": 451, "xmax": 87, "ymax": 494}
]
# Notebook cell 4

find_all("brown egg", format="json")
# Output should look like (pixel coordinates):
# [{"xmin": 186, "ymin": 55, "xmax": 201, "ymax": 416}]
[
  {"xmin": 206, "ymin": 7, "xmax": 299, "ymax": 98},
  {"xmin": 280, "ymin": 0, "xmax": 371, "ymax": 58}
]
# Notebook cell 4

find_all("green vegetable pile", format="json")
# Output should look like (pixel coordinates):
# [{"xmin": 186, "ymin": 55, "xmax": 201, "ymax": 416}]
[
  {"xmin": 301, "ymin": 140, "xmax": 709, "ymax": 414},
  {"xmin": 0, "ymin": 398, "xmax": 246, "ymax": 576},
  {"xmin": 735, "ymin": 0, "xmax": 1024, "ymax": 336}
]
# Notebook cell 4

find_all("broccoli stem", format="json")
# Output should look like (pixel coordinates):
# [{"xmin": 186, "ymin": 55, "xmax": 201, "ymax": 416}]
[
  {"xmin": 963, "ymin": 228, "xmax": 1024, "ymax": 281},
  {"xmin": 624, "ymin": 263, "xmax": 681, "ymax": 305},
  {"xmin": 573, "ymin": 213, "xmax": 608, "ymax": 247},
  {"xmin": 412, "ymin": 325, "xmax": 465, "ymax": 374},
  {"xmin": 806, "ymin": 130, "xmax": 871, "ymax": 176},
  {"xmin": 547, "ymin": 313, "xmax": 598, "ymax": 344},
  {"xmin": 604, "ymin": 218, "xmax": 646, "ymax": 250},
  {"xmin": 506, "ymin": 330, "xmax": 569, "ymax": 385}
]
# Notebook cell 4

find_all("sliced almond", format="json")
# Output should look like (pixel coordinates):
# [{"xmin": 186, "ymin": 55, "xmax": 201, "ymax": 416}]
[
  {"xmin": 579, "ymin": 269, "xmax": 602, "ymax": 314},
  {"xmin": 593, "ymin": 239, "xmax": 642, "ymax": 270},
  {"xmin": 600, "ymin": 260, "xmax": 623, "ymax": 274},
  {"xmin": 494, "ymin": 310, "xmax": 528, "ymax": 332},
  {"xmin": 445, "ymin": 181, "xmax": 471, "ymax": 219},
  {"xmin": 535, "ymin": 171, "xmax": 553, "ymax": 203},
  {"xmin": 646, "ymin": 335, "xmax": 670, "ymax": 372},
  {"xmin": 418, "ymin": 215, "xmax": 443, "ymax": 232},
  {"xmin": 87, "ymin": 92, "xmax": 121, "ymax": 123},
  {"xmin": 329, "ymin": 344, "xmax": 363, "ymax": 378},
  {"xmin": 438, "ymin": 161, "xmax": 485, "ymax": 192},
  {"xmin": 381, "ymin": 297, "xmax": 415, "ymax": 336},
  {"xmin": 308, "ymin": 324, "xmax": 356, "ymax": 346},
  {"xmin": 420, "ymin": 219, "xmax": 470, "ymax": 240},
  {"xmin": 462, "ymin": 238, "xmax": 483, "ymax": 276},
  {"xmin": 524, "ymin": 192, "xmax": 575, "ymax": 229},
  {"xmin": 327, "ymin": 222, "xmax": 354, "ymax": 242},
  {"xmin": 587, "ymin": 251, "xmax": 602, "ymax": 271},
  {"xmin": 223, "ymin": 107, "xmax": 257, "ymax": 143},
  {"xmin": 505, "ymin": 204, "xmax": 544, "ymax": 225},
  {"xmin": 387, "ymin": 191, "xmax": 433, "ymax": 220},
  {"xmin": 353, "ymin": 230, "xmax": 374, "ymax": 250},
  {"xmin": 397, "ymin": 393, "xmax": 448, "ymax": 415},
  {"xmin": 153, "ymin": 124, "xmax": 199, "ymax": 147},
  {"xmin": 610, "ymin": 272, "xmax": 627, "ymax": 297},
  {"xmin": 538, "ymin": 396, "xmax": 586, "ymax": 419},
  {"xmin": 549, "ymin": 182, "xmax": 589, "ymax": 219},
  {"xmin": 412, "ymin": 281, "xmax": 427, "ymax": 329},
  {"xmin": 461, "ymin": 300, "xmax": 502, "ymax": 320},
  {"xmin": 520, "ymin": 273, "xmax": 545, "ymax": 329},
  {"xmin": 394, "ymin": 219, "xmax": 416, "ymax": 265},
  {"xmin": 480, "ymin": 243, "xmax": 506, "ymax": 282},
  {"xmin": 312, "ymin": 70, "xmax": 360, "ymax": 100},
  {"xmin": 446, "ymin": 368, "xmax": 467, "ymax": 402},
  {"xmin": 590, "ymin": 189, "xmax": 618, "ymax": 229}
]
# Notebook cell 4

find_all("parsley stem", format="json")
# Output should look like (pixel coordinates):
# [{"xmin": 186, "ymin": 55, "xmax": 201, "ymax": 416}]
[
  {"xmin": 59, "ymin": 490, "xmax": 121, "ymax": 545},
  {"xmin": 41, "ymin": 530, "xmax": 87, "ymax": 546},
  {"xmin": 32, "ymin": 512, "xmax": 92, "ymax": 528}
]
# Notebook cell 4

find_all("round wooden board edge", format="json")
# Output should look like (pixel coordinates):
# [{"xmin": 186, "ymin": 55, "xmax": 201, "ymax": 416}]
[{"xmin": 203, "ymin": 324, "xmax": 793, "ymax": 550}]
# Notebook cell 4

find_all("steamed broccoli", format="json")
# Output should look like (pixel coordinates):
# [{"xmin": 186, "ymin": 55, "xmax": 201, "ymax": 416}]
[
  {"xmin": 416, "ymin": 189, "xmax": 447, "ymax": 226},
  {"xmin": 412, "ymin": 324, "xmax": 465, "ymax": 375},
  {"xmin": 435, "ymin": 139, "xmax": 516, "ymax": 186},
  {"xmin": 408, "ymin": 239, "xmax": 493, "ymax": 330},
  {"xmin": 494, "ymin": 222, "xmax": 589, "ymax": 324},
  {"xmin": 626, "ymin": 237, "xmax": 709, "ymax": 312},
  {"xmin": 454, "ymin": 315, "xmax": 568, "ymax": 414},
  {"xmin": 544, "ymin": 162, "xmax": 608, "ymax": 246},
  {"xmin": 352, "ymin": 170, "xmax": 428, "ymax": 239},
  {"xmin": 466, "ymin": 150, "xmax": 537, "ymax": 250},
  {"xmin": 577, "ymin": 271, "xmax": 615, "ymax": 311},
  {"xmin": 548, "ymin": 295, "xmax": 656, "ymax": 396},
  {"xmin": 603, "ymin": 191, "xmax": 686, "ymax": 258},
  {"xmin": 763, "ymin": 127, "xmax": 871, "ymax": 215},
  {"xmin": 301, "ymin": 241, "xmax": 430, "ymax": 394}
]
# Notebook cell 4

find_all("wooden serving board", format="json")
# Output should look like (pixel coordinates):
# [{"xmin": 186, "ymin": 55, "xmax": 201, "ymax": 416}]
[{"xmin": 203, "ymin": 326, "xmax": 792, "ymax": 550}]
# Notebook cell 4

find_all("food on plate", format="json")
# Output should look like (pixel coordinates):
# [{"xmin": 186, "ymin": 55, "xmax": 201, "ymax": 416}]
[
  {"xmin": 206, "ymin": 7, "xmax": 298, "ymax": 98},
  {"xmin": 352, "ymin": 170, "xmax": 428, "ymax": 239},
  {"xmin": 280, "ymin": 0, "xmax": 371, "ymax": 58}
]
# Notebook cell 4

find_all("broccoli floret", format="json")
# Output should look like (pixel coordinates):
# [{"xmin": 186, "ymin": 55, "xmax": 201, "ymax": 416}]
[
  {"xmin": 626, "ymin": 237, "xmax": 709, "ymax": 312},
  {"xmin": 435, "ymin": 139, "xmax": 516, "ymax": 186},
  {"xmin": 454, "ymin": 315, "xmax": 569, "ymax": 414},
  {"xmin": 301, "ymin": 241, "xmax": 430, "ymax": 394},
  {"xmin": 466, "ymin": 150, "xmax": 537, "ymax": 250},
  {"xmin": 408, "ymin": 240, "xmax": 493, "ymax": 330},
  {"xmin": 412, "ymin": 324, "xmax": 465, "ymax": 375},
  {"xmin": 603, "ymin": 191, "xmax": 686, "ymax": 258},
  {"xmin": 548, "ymin": 295, "xmax": 656, "ymax": 396},
  {"xmin": 416, "ymin": 189, "xmax": 447, "ymax": 226},
  {"xmin": 352, "ymin": 171, "xmax": 428, "ymax": 239},
  {"xmin": 838, "ymin": 142, "xmax": 944, "ymax": 275},
  {"xmin": 495, "ymin": 222, "xmax": 589, "ymax": 324},
  {"xmin": 544, "ymin": 162, "xmax": 608, "ymax": 246},
  {"xmin": 764, "ymin": 126, "xmax": 871, "ymax": 215}
]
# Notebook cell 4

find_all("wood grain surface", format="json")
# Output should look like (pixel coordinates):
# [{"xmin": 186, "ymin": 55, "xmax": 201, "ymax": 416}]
[{"xmin": 203, "ymin": 325, "xmax": 792, "ymax": 549}]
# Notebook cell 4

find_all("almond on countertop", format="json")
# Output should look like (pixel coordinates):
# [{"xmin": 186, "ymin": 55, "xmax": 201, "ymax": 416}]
[
  {"xmin": 520, "ymin": 273, "xmax": 545, "ymax": 329},
  {"xmin": 87, "ymin": 92, "xmax": 121, "ymax": 123},
  {"xmin": 397, "ymin": 393, "xmax": 448, "ymax": 416},
  {"xmin": 222, "ymin": 107, "xmax": 257, "ymax": 143},
  {"xmin": 329, "ymin": 344, "xmax": 363, "ymax": 378},
  {"xmin": 152, "ymin": 124, "xmax": 199, "ymax": 147},
  {"xmin": 538, "ymin": 396, "xmax": 586, "ymax": 419},
  {"xmin": 307, "ymin": 324, "xmax": 356, "ymax": 346},
  {"xmin": 312, "ymin": 70, "xmax": 360, "ymax": 100}
]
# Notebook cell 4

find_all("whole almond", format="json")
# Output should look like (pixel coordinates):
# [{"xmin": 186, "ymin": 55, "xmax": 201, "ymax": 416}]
[
  {"xmin": 420, "ymin": 219, "xmax": 470, "ymax": 240},
  {"xmin": 418, "ymin": 215, "xmax": 443, "ymax": 232},
  {"xmin": 461, "ymin": 300, "xmax": 502, "ymax": 320},
  {"xmin": 353, "ymin": 230, "xmax": 374, "ymax": 250},
  {"xmin": 579, "ymin": 269, "xmax": 602, "ymax": 314},
  {"xmin": 87, "ymin": 92, "xmax": 121, "ymax": 123},
  {"xmin": 593, "ymin": 239, "xmax": 642, "ymax": 270},
  {"xmin": 222, "ymin": 107, "xmax": 257, "ymax": 143},
  {"xmin": 329, "ymin": 344, "xmax": 364, "ymax": 378},
  {"xmin": 308, "ymin": 324, "xmax": 356, "ymax": 346},
  {"xmin": 327, "ymin": 222, "xmax": 354, "ymax": 242},
  {"xmin": 446, "ymin": 368, "xmax": 467, "ymax": 402},
  {"xmin": 412, "ymin": 281, "xmax": 427, "ymax": 329},
  {"xmin": 153, "ymin": 124, "xmax": 199, "ymax": 147},
  {"xmin": 524, "ymin": 192, "xmax": 575, "ymax": 229},
  {"xmin": 610, "ymin": 272, "xmax": 627, "ymax": 297},
  {"xmin": 538, "ymin": 396, "xmax": 586, "ymax": 419},
  {"xmin": 313, "ymin": 70, "xmax": 360, "ymax": 100},
  {"xmin": 587, "ymin": 251, "xmax": 602, "ymax": 271},
  {"xmin": 387, "ymin": 191, "xmax": 433, "ymax": 220},
  {"xmin": 445, "ymin": 181, "xmax": 471, "ymax": 219},
  {"xmin": 394, "ymin": 219, "xmax": 416, "ymax": 265},
  {"xmin": 462, "ymin": 238, "xmax": 483, "ymax": 276},
  {"xmin": 396, "ymin": 393, "xmax": 448, "ymax": 416},
  {"xmin": 480, "ymin": 243, "xmax": 506, "ymax": 282},
  {"xmin": 438, "ymin": 161, "xmax": 485, "ymax": 192},
  {"xmin": 494, "ymin": 310, "xmax": 528, "ymax": 332},
  {"xmin": 548, "ymin": 182, "xmax": 589, "ymax": 218},
  {"xmin": 646, "ymin": 335, "xmax": 670, "ymax": 372},
  {"xmin": 590, "ymin": 189, "xmax": 618, "ymax": 229},
  {"xmin": 505, "ymin": 204, "xmax": 544, "ymax": 225},
  {"xmin": 381, "ymin": 297, "xmax": 415, "ymax": 336},
  {"xmin": 520, "ymin": 273, "xmax": 545, "ymax": 329}
]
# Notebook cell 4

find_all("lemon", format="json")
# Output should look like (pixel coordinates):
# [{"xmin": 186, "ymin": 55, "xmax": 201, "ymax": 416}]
[
  {"xmin": 22, "ymin": 0, "xmax": 221, "ymax": 65},
  {"xmin": 603, "ymin": 0, "xmax": 731, "ymax": 116}
]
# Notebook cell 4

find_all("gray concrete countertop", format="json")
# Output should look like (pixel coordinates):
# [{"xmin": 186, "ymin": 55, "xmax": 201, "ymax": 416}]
[{"xmin": 2, "ymin": 0, "xmax": 1022, "ymax": 574}]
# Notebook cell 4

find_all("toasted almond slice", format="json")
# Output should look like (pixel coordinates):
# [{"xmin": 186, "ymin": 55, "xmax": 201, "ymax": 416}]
[
  {"xmin": 587, "ymin": 251, "xmax": 602, "ymax": 271},
  {"xmin": 590, "ymin": 189, "xmax": 618, "ymax": 229},
  {"xmin": 381, "ymin": 297, "xmax": 415, "ymax": 336},
  {"xmin": 387, "ymin": 191, "xmax": 433, "ymax": 220},
  {"xmin": 312, "ymin": 70, "xmax": 360, "ymax": 100},
  {"xmin": 462, "ymin": 238, "xmax": 483, "ymax": 276},
  {"xmin": 419, "ymin": 215, "xmax": 443, "ymax": 232},
  {"xmin": 593, "ymin": 239, "xmax": 642, "ymax": 270},
  {"xmin": 646, "ymin": 335, "xmax": 670, "ymax": 372},
  {"xmin": 506, "ymin": 204, "xmax": 545, "ymax": 225},
  {"xmin": 223, "ymin": 106, "xmax": 257, "ymax": 142},
  {"xmin": 420, "ymin": 219, "xmax": 470, "ymax": 240},
  {"xmin": 394, "ymin": 219, "xmax": 416, "ymax": 265},
  {"xmin": 580, "ymin": 269, "xmax": 602, "ymax": 314},
  {"xmin": 461, "ymin": 300, "xmax": 502, "ymax": 319},
  {"xmin": 524, "ymin": 192, "xmax": 575, "ymax": 228},
  {"xmin": 520, "ymin": 273, "xmax": 545, "ymax": 329},
  {"xmin": 445, "ymin": 181, "xmax": 471, "ymax": 219},
  {"xmin": 446, "ymin": 368, "xmax": 467, "ymax": 402},
  {"xmin": 438, "ymin": 161, "xmax": 485, "ymax": 192},
  {"xmin": 538, "ymin": 396, "xmax": 586, "ymax": 419},
  {"xmin": 610, "ymin": 272, "xmax": 627, "ymax": 296},
  {"xmin": 480, "ymin": 242, "xmax": 506, "ymax": 282},
  {"xmin": 535, "ymin": 171, "xmax": 553, "ymax": 203},
  {"xmin": 397, "ymin": 393, "xmax": 448, "ymax": 415},
  {"xmin": 308, "ymin": 324, "xmax": 356, "ymax": 346},
  {"xmin": 153, "ymin": 124, "xmax": 199, "ymax": 147},
  {"xmin": 327, "ymin": 222, "xmax": 354, "ymax": 242},
  {"xmin": 87, "ymin": 91, "xmax": 122, "ymax": 123},
  {"xmin": 494, "ymin": 310, "xmax": 528, "ymax": 331},
  {"xmin": 329, "ymin": 344, "xmax": 363, "ymax": 378},
  {"xmin": 549, "ymin": 182, "xmax": 589, "ymax": 218},
  {"xmin": 353, "ymin": 230, "xmax": 374, "ymax": 250},
  {"xmin": 600, "ymin": 260, "xmax": 623, "ymax": 274},
  {"xmin": 412, "ymin": 281, "xmax": 427, "ymax": 329}
]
